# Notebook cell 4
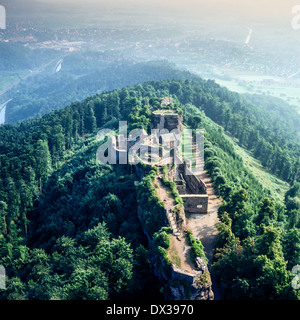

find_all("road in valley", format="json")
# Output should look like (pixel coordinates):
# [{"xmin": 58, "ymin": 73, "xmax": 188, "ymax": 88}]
[
  {"xmin": 0, "ymin": 57, "xmax": 65, "ymax": 125},
  {"xmin": 0, "ymin": 99, "xmax": 12, "ymax": 125}
]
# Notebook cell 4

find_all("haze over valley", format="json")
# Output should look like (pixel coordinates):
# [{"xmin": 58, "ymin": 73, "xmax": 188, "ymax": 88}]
[{"xmin": 1, "ymin": 0, "xmax": 300, "ymax": 124}]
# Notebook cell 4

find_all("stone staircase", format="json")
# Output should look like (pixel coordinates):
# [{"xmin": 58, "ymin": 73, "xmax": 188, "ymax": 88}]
[{"xmin": 167, "ymin": 209, "xmax": 181, "ymax": 236}]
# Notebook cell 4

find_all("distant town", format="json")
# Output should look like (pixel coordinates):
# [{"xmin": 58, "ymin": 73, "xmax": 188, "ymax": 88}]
[{"xmin": 1, "ymin": 20, "xmax": 300, "ymax": 109}]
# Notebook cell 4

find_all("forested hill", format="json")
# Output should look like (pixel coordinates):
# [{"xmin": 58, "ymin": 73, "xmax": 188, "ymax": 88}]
[
  {"xmin": 0, "ymin": 77, "xmax": 299, "ymax": 300},
  {"xmin": 242, "ymin": 93, "xmax": 300, "ymax": 135},
  {"xmin": 4, "ymin": 60, "xmax": 197, "ymax": 124}
]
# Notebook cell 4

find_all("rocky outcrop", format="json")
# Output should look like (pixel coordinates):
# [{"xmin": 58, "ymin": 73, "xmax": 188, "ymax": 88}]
[
  {"xmin": 170, "ymin": 282, "xmax": 214, "ymax": 301},
  {"xmin": 164, "ymin": 262, "xmax": 214, "ymax": 300},
  {"xmin": 137, "ymin": 198, "xmax": 214, "ymax": 301}
]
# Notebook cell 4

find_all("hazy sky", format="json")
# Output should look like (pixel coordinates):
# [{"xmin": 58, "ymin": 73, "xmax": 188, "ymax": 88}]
[
  {"xmin": 4, "ymin": 0, "xmax": 300, "ymax": 43},
  {"xmin": 6, "ymin": 0, "xmax": 299, "ymax": 24},
  {"xmin": 31, "ymin": 0, "xmax": 300, "ymax": 27},
  {"xmin": 35, "ymin": 0, "xmax": 299, "ymax": 16}
]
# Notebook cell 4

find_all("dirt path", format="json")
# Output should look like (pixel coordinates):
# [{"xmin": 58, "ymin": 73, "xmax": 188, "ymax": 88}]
[
  {"xmin": 186, "ymin": 170, "xmax": 222, "ymax": 266},
  {"xmin": 186, "ymin": 170, "xmax": 223, "ymax": 299},
  {"xmin": 169, "ymin": 234, "xmax": 195, "ymax": 273},
  {"xmin": 155, "ymin": 169, "xmax": 223, "ymax": 293},
  {"xmin": 155, "ymin": 176, "xmax": 195, "ymax": 273},
  {"xmin": 155, "ymin": 176, "xmax": 175, "ymax": 213},
  {"xmin": 188, "ymin": 145, "xmax": 222, "ymax": 265}
]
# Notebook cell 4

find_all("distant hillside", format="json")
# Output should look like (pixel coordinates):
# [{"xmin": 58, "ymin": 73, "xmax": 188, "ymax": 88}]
[
  {"xmin": 4, "ymin": 59, "xmax": 196, "ymax": 123},
  {"xmin": 0, "ymin": 43, "xmax": 59, "ymax": 71},
  {"xmin": 242, "ymin": 93, "xmax": 300, "ymax": 136}
]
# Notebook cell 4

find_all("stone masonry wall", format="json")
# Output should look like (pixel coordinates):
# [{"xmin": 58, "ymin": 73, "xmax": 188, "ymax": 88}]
[
  {"xmin": 151, "ymin": 113, "xmax": 182, "ymax": 132},
  {"xmin": 181, "ymin": 195, "xmax": 209, "ymax": 214},
  {"xmin": 184, "ymin": 164, "xmax": 207, "ymax": 194}
]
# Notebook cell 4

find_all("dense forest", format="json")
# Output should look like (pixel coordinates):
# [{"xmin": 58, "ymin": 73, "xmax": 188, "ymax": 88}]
[{"xmin": 0, "ymin": 76, "xmax": 299, "ymax": 300}]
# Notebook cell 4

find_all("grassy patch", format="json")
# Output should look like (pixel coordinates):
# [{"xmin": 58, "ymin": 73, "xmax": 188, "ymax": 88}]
[
  {"xmin": 167, "ymin": 235, "xmax": 182, "ymax": 268},
  {"xmin": 195, "ymin": 270, "xmax": 211, "ymax": 287},
  {"xmin": 160, "ymin": 175, "xmax": 183, "ymax": 207},
  {"xmin": 224, "ymin": 132, "xmax": 289, "ymax": 203},
  {"xmin": 186, "ymin": 230, "xmax": 208, "ymax": 264}
]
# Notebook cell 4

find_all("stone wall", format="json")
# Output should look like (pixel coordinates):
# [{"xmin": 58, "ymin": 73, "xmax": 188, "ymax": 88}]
[
  {"xmin": 151, "ymin": 113, "xmax": 182, "ymax": 132},
  {"xmin": 176, "ymin": 161, "xmax": 209, "ymax": 214},
  {"xmin": 168, "ymin": 263, "xmax": 214, "ymax": 300},
  {"xmin": 181, "ymin": 195, "xmax": 209, "ymax": 214},
  {"xmin": 175, "ymin": 179, "xmax": 186, "ymax": 195},
  {"xmin": 183, "ymin": 163, "xmax": 207, "ymax": 194},
  {"xmin": 171, "ymin": 264, "xmax": 197, "ymax": 285},
  {"xmin": 153, "ymin": 253, "xmax": 214, "ymax": 300}
]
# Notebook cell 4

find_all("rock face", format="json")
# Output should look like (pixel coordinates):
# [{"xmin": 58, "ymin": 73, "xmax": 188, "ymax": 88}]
[
  {"xmin": 195, "ymin": 257, "xmax": 207, "ymax": 272},
  {"xmin": 169, "ymin": 280, "xmax": 214, "ymax": 300},
  {"xmin": 166, "ymin": 263, "xmax": 214, "ymax": 300},
  {"xmin": 138, "ymin": 199, "xmax": 214, "ymax": 301}
]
